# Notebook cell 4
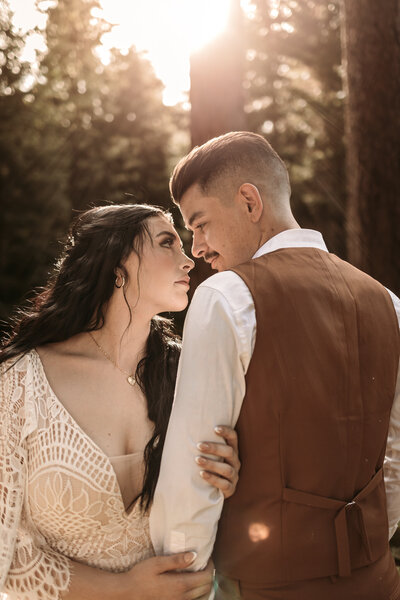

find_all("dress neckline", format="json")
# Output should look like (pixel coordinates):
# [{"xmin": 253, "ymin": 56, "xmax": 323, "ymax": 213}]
[
  {"xmin": 31, "ymin": 348, "xmax": 144, "ymax": 518},
  {"xmin": 109, "ymin": 452, "xmax": 143, "ymax": 461}
]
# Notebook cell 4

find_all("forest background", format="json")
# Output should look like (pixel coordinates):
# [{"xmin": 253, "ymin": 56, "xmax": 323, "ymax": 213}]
[{"xmin": 1, "ymin": 0, "xmax": 399, "ymax": 329}]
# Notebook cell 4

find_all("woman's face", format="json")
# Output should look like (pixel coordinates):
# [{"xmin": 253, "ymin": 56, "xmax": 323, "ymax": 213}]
[{"xmin": 122, "ymin": 215, "xmax": 194, "ymax": 316}]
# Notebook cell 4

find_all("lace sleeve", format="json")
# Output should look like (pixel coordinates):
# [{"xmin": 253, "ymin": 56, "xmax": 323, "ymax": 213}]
[{"xmin": 0, "ymin": 355, "xmax": 71, "ymax": 600}]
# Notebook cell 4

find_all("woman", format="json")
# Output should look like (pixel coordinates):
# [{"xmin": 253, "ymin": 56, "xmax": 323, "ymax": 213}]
[{"xmin": 0, "ymin": 204, "xmax": 240, "ymax": 600}]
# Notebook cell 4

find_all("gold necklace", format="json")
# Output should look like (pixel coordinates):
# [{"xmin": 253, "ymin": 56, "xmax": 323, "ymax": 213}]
[{"xmin": 88, "ymin": 332, "xmax": 137, "ymax": 386}]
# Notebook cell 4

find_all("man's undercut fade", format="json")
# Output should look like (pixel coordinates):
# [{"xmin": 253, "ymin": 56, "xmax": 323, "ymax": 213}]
[{"xmin": 170, "ymin": 131, "xmax": 291, "ymax": 206}]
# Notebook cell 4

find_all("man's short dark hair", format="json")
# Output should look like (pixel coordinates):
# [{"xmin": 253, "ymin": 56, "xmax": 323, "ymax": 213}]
[{"xmin": 170, "ymin": 131, "xmax": 290, "ymax": 205}]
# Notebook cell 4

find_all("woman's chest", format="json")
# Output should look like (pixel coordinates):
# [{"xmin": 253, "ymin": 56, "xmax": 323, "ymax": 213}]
[
  {"xmin": 25, "ymin": 421, "xmax": 153, "ymax": 570},
  {"xmin": 36, "ymin": 350, "xmax": 154, "ymax": 456}
]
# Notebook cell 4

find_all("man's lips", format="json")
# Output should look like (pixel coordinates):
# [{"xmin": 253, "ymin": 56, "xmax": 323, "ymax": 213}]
[{"xmin": 205, "ymin": 253, "xmax": 219, "ymax": 268}]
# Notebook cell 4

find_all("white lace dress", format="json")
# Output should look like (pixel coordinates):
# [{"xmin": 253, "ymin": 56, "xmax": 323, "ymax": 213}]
[{"xmin": 0, "ymin": 350, "xmax": 154, "ymax": 600}]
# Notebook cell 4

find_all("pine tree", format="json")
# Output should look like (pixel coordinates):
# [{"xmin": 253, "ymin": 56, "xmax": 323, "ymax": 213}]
[
  {"xmin": 0, "ymin": 0, "xmax": 71, "ymax": 328},
  {"xmin": 1, "ymin": 0, "xmax": 175, "ymax": 328},
  {"xmin": 190, "ymin": 0, "xmax": 246, "ymax": 147},
  {"xmin": 342, "ymin": 0, "xmax": 400, "ymax": 293},
  {"xmin": 244, "ymin": 0, "xmax": 346, "ymax": 256}
]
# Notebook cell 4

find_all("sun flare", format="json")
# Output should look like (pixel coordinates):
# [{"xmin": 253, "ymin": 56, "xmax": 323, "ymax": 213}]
[
  {"xmin": 8, "ymin": 0, "xmax": 238, "ymax": 106},
  {"xmin": 99, "ymin": 0, "xmax": 233, "ymax": 105}
]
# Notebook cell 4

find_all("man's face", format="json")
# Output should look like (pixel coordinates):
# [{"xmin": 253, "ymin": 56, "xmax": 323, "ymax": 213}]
[{"xmin": 179, "ymin": 183, "xmax": 257, "ymax": 272}]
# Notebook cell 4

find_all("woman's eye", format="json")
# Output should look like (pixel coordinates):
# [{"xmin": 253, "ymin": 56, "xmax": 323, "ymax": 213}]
[
  {"xmin": 161, "ymin": 237, "xmax": 174, "ymax": 247},
  {"xmin": 197, "ymin": 223, "xmax": 206, "ymax": 231}
]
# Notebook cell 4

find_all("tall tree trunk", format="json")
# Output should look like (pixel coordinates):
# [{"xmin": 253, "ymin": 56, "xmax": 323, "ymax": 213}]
[
  {"xmin": 341, "ymin": 0, "xmax": 400, "ymax": 293},
  {"xmin": 189, "ymin": 0, "xmax": 246, "ymax": 287},
  {"xmin": 190, "ymin": 0, "xmax": 245, "ymax": 148}
]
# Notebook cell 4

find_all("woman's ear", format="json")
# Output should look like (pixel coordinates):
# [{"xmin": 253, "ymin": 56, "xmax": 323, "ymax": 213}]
[{"xmin": 238, "ymin": 183, "xmax": 264, "ymax": 223}]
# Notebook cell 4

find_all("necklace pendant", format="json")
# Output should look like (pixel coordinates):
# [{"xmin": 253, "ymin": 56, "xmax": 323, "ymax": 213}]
[{"xmin": 127, "ymin": 375, "xmax": 136, "ymax": 386}]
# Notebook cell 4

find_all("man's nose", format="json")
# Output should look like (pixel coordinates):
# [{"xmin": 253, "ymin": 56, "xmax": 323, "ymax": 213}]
[{"xmin": 191, "ymin": 231, "xmax": 206, "ymax": 258}]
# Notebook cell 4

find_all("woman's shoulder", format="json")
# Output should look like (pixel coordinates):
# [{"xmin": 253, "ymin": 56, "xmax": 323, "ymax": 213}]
[
  {"xmin": 1, "ymin": 349, "xmax": 37, "ymax": 379},
  {"xmin": 1, "ymin": 349, "xmax": 38, "ymax": 401},
  {"xmin": 0, "ymin": 350, "xmax": 39, "ymax": 444}
]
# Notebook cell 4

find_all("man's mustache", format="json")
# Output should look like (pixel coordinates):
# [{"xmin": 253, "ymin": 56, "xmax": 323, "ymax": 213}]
[{"xmin": 204, "ymin": 252, "xmax": 219, "ymax": 263}]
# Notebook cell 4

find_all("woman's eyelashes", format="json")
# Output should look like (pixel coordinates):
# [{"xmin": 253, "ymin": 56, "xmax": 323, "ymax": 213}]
[{"xmin": 160, "ymin": 235, "xmax": 177, "ymax": 248}]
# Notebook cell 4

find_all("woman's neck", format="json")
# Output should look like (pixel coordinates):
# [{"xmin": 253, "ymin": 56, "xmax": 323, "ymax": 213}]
[{"xmin": 94, "ymin": 298, "xmax": 152, "ymax": 373}]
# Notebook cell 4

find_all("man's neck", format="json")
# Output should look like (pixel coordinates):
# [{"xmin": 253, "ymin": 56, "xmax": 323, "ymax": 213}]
[{"xmin": 257, "ymin": 219, "xmax": 301, "ymax": 251}]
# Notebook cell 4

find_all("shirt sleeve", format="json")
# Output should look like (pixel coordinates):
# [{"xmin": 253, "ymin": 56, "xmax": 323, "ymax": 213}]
[
  {"xmin": 149, "ymin": 273, "xmax": 255, "ymax": 571},
  {"xmin": 383, "ymin": 289, "xmax": 400, "ymax": 539},
  {"xmin": 0, "ymin": 356, "xmax": 71, "ymax": 600}
]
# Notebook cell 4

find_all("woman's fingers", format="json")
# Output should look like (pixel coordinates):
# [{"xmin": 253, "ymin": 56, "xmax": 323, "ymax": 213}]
[
  {"xmin": 199, "ymin": 470, "xmax": 234, "ymax": 496},
  {"xmin": 215, "ymin": 425, "xmax": 239, "ymax": 456},
  {"xmin": 197, "ymin": 428, "xmax": 240, "ymax": 470},
  {"xmin": 196, "ymin": 427, "xmax": 240, "ymax": 498},
  {"xmin": 197, "ymin": 441, "xmax": 233, "ymax": 460},
  {"xmin": 195, "ymin": 456, "xmax": 236, "ymax": 480}
]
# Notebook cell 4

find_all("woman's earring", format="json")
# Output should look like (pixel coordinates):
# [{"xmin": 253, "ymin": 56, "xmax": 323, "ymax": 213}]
[{"xmin": 115, "ymin": 275, "xmax": 125, "ymax": 288}]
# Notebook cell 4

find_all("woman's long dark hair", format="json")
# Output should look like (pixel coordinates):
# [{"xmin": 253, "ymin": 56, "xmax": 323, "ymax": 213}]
[{"xmin": 0, "ymin": 203, "xmax": 181, "ymax": 511}]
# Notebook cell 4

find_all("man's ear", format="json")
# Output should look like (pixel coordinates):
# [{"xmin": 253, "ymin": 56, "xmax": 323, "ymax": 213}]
[{"xmin": 238, "ymin": 183, "xmax": 264, "ymax": 223}]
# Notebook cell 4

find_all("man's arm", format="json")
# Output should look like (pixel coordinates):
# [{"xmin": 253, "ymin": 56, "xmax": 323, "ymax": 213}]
[
  {"xmin": 150, "ymin": 274, "xmax": 255, "ymax": 570},
  {"xmin": 384, "ymin": 289, "xmax": 400, "ymax": 538}
]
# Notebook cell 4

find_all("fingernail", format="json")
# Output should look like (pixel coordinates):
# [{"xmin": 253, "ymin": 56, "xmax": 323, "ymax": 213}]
[
  {"xmin": 195, "ymin": 456, "xmax": 206, "ymax": 465},
  {"xmin": 214, "ymin": 426, "xmax": 223, "ymax": 434},
  {"xmin": 197, "ymin": 442, "xmax": 209, "ymax": 451},
  {"xmin": 184, "ymin": 551, "xmax": 197, "ymax": 564},
  {"xmin": 200, "ymin": 470, "xmax": 209, "ymax": 478}
]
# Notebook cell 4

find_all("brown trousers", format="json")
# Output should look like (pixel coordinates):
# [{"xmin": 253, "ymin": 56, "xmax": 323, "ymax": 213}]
[{"xmin": 215, "ymin": 549, "xmax": 400, "ymax": 600}]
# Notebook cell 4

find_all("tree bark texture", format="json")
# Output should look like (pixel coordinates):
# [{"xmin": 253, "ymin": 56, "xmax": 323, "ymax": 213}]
[
  {"xmin": 190, "ymin": 0, "xmax": 246, "ymax": 148},
  {"xmin": 341, "ymin": 0, "xmax": 400, "ymax": 293},
  {"xmin": 189, "ymin": 0, "xmax": 246, "ymax": 288}
]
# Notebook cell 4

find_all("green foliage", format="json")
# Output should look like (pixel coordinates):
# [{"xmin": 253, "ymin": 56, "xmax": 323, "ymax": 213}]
[
  {"xmin": 0, "ymin": 0, "xmax": 174, "ymax": 330},
  {"xmin": 33, "ymin": 0, "xmax": 172, "ymax": 209},
  {"xmin": 243, "ymin": 0, "xmax": 346, "ymax": 256},
  {"xmin": 1, "ymin": 0, "xmax": 351, "ymax": 331},
  {"xmin": 0, "ymin": 0, "xmax": 69, "ymax": 326}
]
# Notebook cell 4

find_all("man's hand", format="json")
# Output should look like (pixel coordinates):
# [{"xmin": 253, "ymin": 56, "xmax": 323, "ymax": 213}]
[{"xmin": 123, "ymin": 553, "xmax": 214, "ymax": 600}]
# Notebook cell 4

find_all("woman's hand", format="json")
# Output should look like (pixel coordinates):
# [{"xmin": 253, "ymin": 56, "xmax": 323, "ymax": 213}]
[
  {"xmin": 196, "ymin": 426, "xmax": 240, "ymax": 499},
  {"xmin": 121, "ymin": 553, "xmax": 214, "ymax": 600}
]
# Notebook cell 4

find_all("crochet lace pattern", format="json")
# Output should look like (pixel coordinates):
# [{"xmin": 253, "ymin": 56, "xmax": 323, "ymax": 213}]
[{"xmin": 0, "ymin": 351, "xmax": 154, "ymax": 600}]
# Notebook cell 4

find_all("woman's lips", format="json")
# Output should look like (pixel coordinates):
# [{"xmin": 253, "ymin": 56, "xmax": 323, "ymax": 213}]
[{"xmin": 175, "ymin": 279, "xmax": 190, "ymax": 287}]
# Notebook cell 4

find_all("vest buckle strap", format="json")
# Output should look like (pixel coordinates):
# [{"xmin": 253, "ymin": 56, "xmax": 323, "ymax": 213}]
[{"xmin": 283, "ymin": 467, "xmax": 383, "ymax": 578}]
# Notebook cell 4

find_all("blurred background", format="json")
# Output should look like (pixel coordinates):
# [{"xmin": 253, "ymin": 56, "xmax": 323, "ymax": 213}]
[{"xmin": 0, "ymin": 0, "xmax": 399, "ymax": 335}]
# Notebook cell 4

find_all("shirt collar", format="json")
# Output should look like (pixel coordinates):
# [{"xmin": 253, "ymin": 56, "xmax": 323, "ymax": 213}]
[{"xmin": 252, "ymin": 228, "xmax": 328, "ymax": 259}]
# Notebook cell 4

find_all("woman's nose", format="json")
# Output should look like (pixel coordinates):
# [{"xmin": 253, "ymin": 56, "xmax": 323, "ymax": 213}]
[{"xmin": 183, "ymin": 253, "xmax": 195, "ymax": 271}]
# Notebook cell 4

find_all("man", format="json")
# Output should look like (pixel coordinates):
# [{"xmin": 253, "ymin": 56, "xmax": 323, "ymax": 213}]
[{"xmin": 150, "ymin": 131, "xmax": 400, "ymax": 599}]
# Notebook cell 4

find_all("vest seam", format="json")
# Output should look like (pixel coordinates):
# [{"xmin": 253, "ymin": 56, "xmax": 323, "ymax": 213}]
[
  {"xmin": 320, "ymin": 252, "xmax": 366, "ymax": 493},
  {"xmin": 328, "ymin": 257, "xmax": 367, "ymax": 485},
  {"xmin": 313, "ymin": 252, "xmax": 353, "ymax": 491},
  {"xmin": 278, "ymin": 412, "xmax": 287, "ymax": 581}
]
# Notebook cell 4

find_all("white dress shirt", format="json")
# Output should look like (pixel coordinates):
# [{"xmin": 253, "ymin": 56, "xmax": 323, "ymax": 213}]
[{"xmin": 149, "ymin": 229, "xmax": 400, "ymax": 571}]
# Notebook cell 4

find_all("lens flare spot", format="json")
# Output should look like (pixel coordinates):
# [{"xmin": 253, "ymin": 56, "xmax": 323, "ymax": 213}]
[{"xmin": 248, "ymin": 522, "xmax": 270, "ymax": 542}]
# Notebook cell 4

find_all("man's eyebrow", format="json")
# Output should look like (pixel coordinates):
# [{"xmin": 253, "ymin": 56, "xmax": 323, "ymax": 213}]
[{"xmin": 188, "ymin": 211, "xmax": 205, "ymax": 228}]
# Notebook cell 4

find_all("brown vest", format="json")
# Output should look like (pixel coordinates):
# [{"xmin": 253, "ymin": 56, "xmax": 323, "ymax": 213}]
[{"xmin": 213, "ymin": 248, "xmax": 400, "ymax": 585}]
